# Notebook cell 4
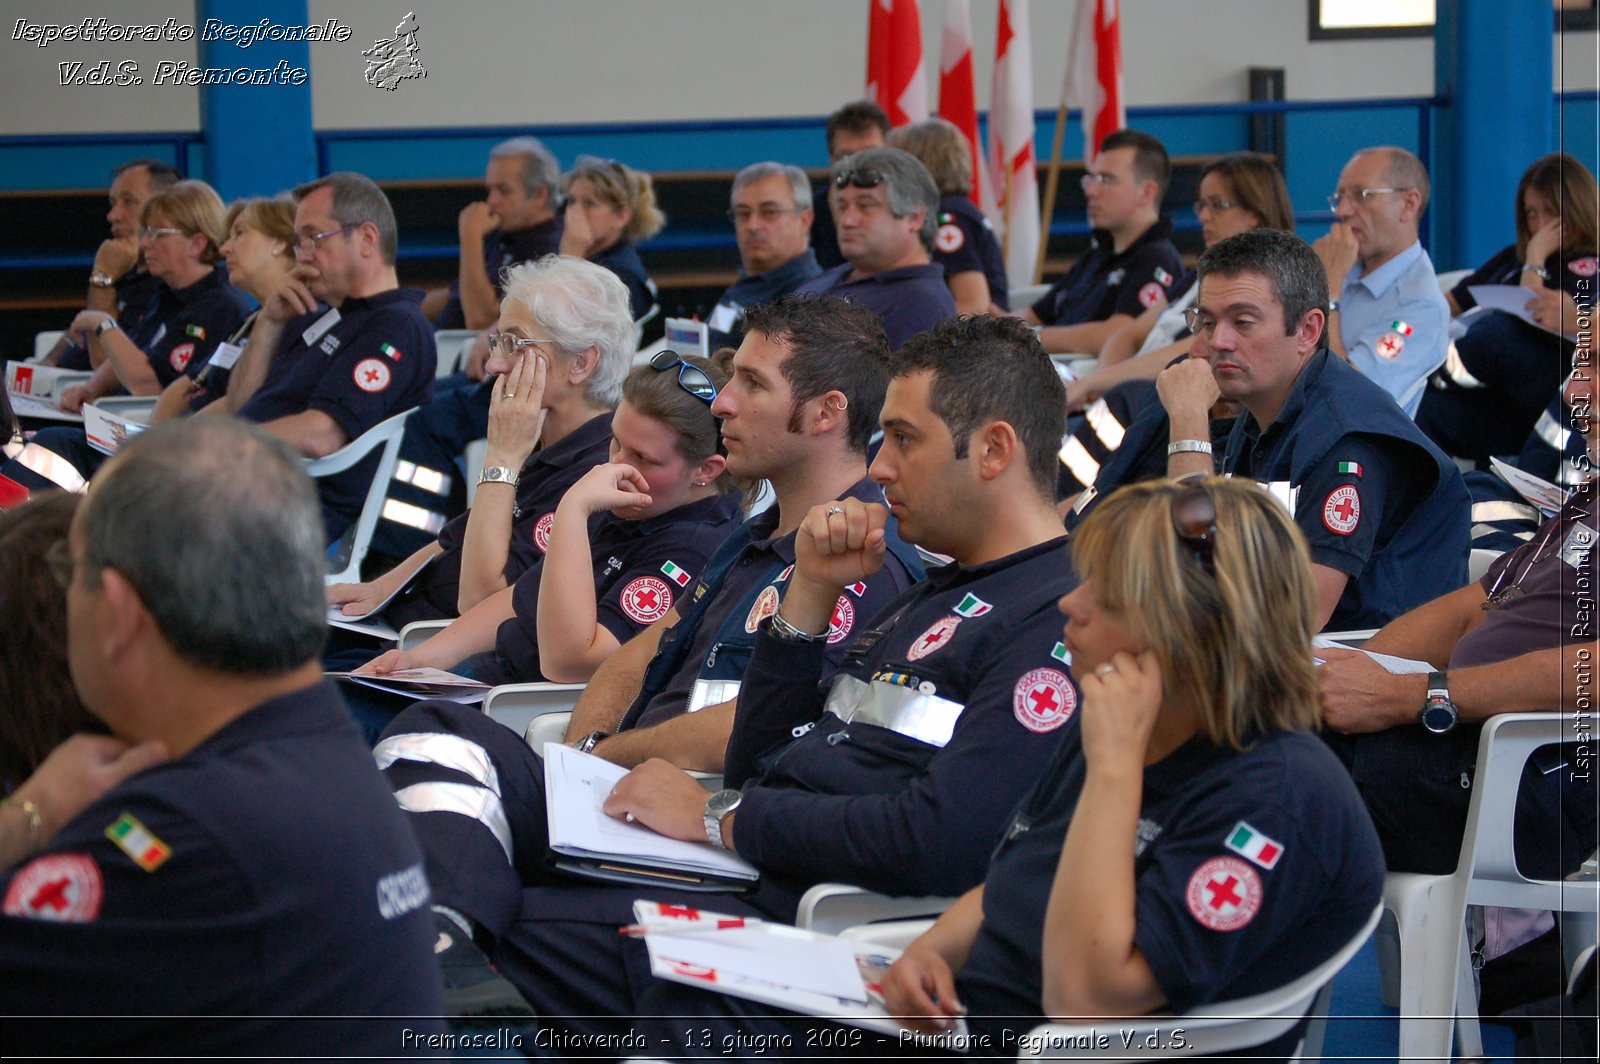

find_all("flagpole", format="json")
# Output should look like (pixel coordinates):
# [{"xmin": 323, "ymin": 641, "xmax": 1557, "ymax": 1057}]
[
  {"xmin": 1033, "ymin": 97, "xmax": 1070, "ymax": 285},
  {"xmin": 1000, "ymin": 161, "xmax": 1013, "ymax": 263}
]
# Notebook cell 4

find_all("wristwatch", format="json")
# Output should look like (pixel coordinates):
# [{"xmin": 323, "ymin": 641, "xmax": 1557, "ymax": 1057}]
[
  {"xmin": 1522, "ymin": 262, "xmax": 1551, "ymax": 281},
  {"xmin": 89, "ymin": 271, "xmax": 118, "ymax": 289},
  {"xmin": 93, "ymin": 317, "xmax": 120, "ymax": 338},
  {"xmin": 478, "ymin": 466, "xmax": 519, "ymax": 488},
  {"xmin": 703, "ymin": 789, "xmax": 743, "ymax": 849},
  {"xmin": 574, "ymin": 730, "xmax": 607, "ymax": 754},
  {"xmin": 1419, "ymin": 671, "xmax": 1458, "ymax": 734}
]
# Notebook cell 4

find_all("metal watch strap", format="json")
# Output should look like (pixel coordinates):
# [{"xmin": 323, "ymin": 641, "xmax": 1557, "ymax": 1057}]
[
  {"xmin": 478, "ymin": 465, "xmax": 519, "ymax": 488},
  {"xmin": 768, "ymin": 610, "xmax": 822, "ymax": 643},
  {"xmin": 1166, "ymin": 439, "xmax": 1213, "ymax": 457}
]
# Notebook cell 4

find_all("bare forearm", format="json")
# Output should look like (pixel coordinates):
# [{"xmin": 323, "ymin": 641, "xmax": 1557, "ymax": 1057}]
[
  {"xmin": 1359, "ymin": 583, "xmax": 1487, "ymax": 663},
  {"xmin": 102, "ymin": 333, "xmax": 159, "ymax": 395},
  {"xmin": 593, "ymin": 700, "xmax": 735, "ymax": 772},
  {"xmin": 564, "ymin": 615, "xmax": 670, "ymax": 738},
  {"xmin": 455, "ymin": 481, "xmax": 517, "ymax": 612},
  {"xmin": 408, "ymin": 586, "xmax": 514, "ymax": 669},
  {"xmin": 224, "ymin": 319, "xmax": 286, "ymax": 410},
  {"xmin": 1039, "ymin": 316, "xmax": 1130, "ymax": 356},
  {"xmin": 535, "ymin": 504, "xmax": 617, "ymax": 682},
  {"xmin": 457, "ymin": 239, "xmax": 501, "ymax": 331}
]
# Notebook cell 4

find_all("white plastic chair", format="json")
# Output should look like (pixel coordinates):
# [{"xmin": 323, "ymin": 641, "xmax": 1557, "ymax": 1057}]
[
  {"xmin": 1378, "ymin": 712, "xmax": 1598, "ymax": 1062},
  {"xmin": 795, "ymin": 883, "xmax": 956, "ymax": 936},
  {"xmin": 1009, "ymin": 282, "xmax": 1051, "ymax": 309},
  {"xmin": 396, "ymin": 619, "xmax": 450, "ymax": 650},
  {"xmin": 633, "ymin": 303, "xmax": 661, "ymax": 348},
  {"xmin": 1468, "ymin": 548, "xmax": 1503, "ymax": 584},
  {"xmin": 1015, "ymin": 905, "xmax": 1383, "ymax": 1060},
  {"xmin": 316, "ymin": 408, "xmax": 416, "ymax": 584},
  {"xmin": 1436, "ymin": 268, "xmax": 1472, "ymax": 297},
  {"xmin": 461, "ymin": 437, "xmax": 489, "ymax": 506},
  {"xmin": 481, "ymin": 681, "xmax": 588, "ymax": 738},
  {"xmin": 431, "ymin": 329, "xmax": 480, "ymax": 379}
]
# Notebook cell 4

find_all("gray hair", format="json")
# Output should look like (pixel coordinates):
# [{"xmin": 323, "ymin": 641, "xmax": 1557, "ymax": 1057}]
[
  {"xmin": 490, "ymin": 136, "xmax": 561, "ymax": 202},
  {"xmin": 293, "ymin": 171, "xmax": 398, "ymax": 265},
  {"xmin": 79, "ymin": 419, "xmax": 327, "ymax": 675},
  {"xmin": 500, "ymin": 256, "xmax": 634, "ymax": 407},
  {"xmin": 832, "ymin": 146, "xmax": 940, "ymax": 251},
  {"xmin": 1197, "ymin": 229, "xmax": 1330, "ymax": 344},
  {"xmin": 1355, "ymin": 146, "xmax": 1431, "ymax": 212},
  {"xmin": 730, "ymin": 162, "xmax": 813, "ymax": 211}
]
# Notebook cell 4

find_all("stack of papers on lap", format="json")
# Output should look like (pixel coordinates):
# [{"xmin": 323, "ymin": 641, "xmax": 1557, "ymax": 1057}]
[
  {"xmin": 544, "ymin": 743, "xmax": 759, "ymax": 890},
  {"xmin": 1311, "ymin": 637, "xmax": 1432, "ymax": 674},
  {"xmin": 6, "ymin": 391, "xmax": 82, "ymax": 423},
  {"xmin": 1490, "ymin": 458, "xmax": 1565, "ymax": 517},
  {"xmin": 326, "ymin": 666, "xmax": 489, "ymax": 703}
]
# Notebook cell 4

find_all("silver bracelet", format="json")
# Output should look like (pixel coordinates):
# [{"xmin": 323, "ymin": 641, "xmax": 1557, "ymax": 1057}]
[
  {"xmin": 768, "ymin": 610, "xmax": 822, "ymax": 643},
  {"xmin": 1166, "ymin": 439, "xmax": 1213, "ymax": 457}
]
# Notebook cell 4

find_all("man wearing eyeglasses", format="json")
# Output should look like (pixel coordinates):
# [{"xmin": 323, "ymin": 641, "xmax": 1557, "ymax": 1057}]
[
  {"xmin": 1019, "ymin": 129, "xmax": 1184, "ymax": 356},
  {"xmin": 207, "ymin": 171, "xmax": 436, "ymax": 542},
  {"xmin": 794, "ymin": 146, "xmax": 957, "ymax": 351},
  {"xmin": 1312, "ymin": 147, "xmax": 1448, "ymax": 417},
  {"xmin": 707, "ymin": 162, "xmax": 823, "ymax": 351}
]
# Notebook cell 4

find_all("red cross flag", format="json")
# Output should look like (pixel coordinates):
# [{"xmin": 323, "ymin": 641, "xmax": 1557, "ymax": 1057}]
[
  {"xmin": 867, "ymin": 0, "xmax": 928, "ymax": 127},
  {"xmin": 1062, "ymin": 0, "xmax": 1126, "ymax": 168},
  {"xmin": 938, "ymin": 0, "xmax": 983, "ymax": 208}
]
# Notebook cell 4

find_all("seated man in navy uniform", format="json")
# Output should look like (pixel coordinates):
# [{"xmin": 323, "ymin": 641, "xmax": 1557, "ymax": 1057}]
[
  {"xmin": 1319, "ymin": 363, "xmax": 1598, "ymax": 881},
  {"xmin": 207, "ymin": 171, "xmax": 436, "ymax": 543},
  {"xmin": 376, "ymin": 315, "xmax": 1077, "ymax": 1033},
  {"xmin": 0, "ymin": 418, "xmax": 443, "ymax": 1055},
  {"xmin": 1138, "ymin": 228, "xmax": 1469, "ymax": 632},
  {"xmin": 708, "ymin": 162, "xmax": 823, "ymax": 350},
  {"xmin": 1018, "ymin": 129, "xmax": 1184, "ymax": 355},
  {"xmin": 795, "ymin": 146, "xmax": 957, "ymax": 350}
]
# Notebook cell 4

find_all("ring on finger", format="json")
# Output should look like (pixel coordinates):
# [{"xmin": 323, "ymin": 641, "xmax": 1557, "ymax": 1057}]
[
  {"xmin": 1095, "ymin": 664, "xmax": 1117, "ymax": 677},
  {"xmin": 504, "ymin": 390, "xmax": 516, "ymax": 400},
  {"xmin": 825, "ymin": 506, "xmax": 844, "ymax": 517}
]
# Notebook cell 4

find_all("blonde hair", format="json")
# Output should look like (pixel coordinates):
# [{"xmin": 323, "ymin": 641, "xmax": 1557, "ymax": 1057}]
[
  {"xmin": 562, "ymin": 157, "xmax": 665, "ymax": 242},
  {"xmin": 225, "ymin": 194, "xmax": 297, "ymax": 251},
  {"xmin": 1071, "ymin": 477, "xmax": 1320, "ymax": 749},
  {"xmin": 888, "ymin": 117, "xmax": 973, "ymax": 196},
  {"xmin": 142, "ymin": 179, "xmax": 229, "ymax": 265}
]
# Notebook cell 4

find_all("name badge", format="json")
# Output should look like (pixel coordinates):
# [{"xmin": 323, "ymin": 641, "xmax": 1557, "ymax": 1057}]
[
  {"xmin": 688, "ymin": 679, "xmax": 740, "ymax": 714},
  {"xmin": 1561, "ymin": 522, "xmax": 1595, "ymax": 569},
  {"xmin": 301, "ymin": 308, "xmax": 341, "ymax": 347},
  {"xmin": 207, "ymin": 340, "xmax": 245, "ymax": 371}
]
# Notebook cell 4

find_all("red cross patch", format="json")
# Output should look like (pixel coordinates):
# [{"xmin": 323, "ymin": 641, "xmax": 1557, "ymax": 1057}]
[
  {"xmin": 168, "ymin": 342, "xmax": 195, "ymax": 373},
  {"xmin": 1376, "ymin": 331, "xmax": 1405, "ymax": 360},
  {"xmin": 354, "ymin": 357, "xmax": 392, "ymax": 393},
  {"xmin": 533, "ymin": 512, "xmax": 555, "ymax": 553},
  {"xmin": 2, "ymin": 853, "xmax": 103, "ymax": 923},
  {"xmin": 1322, "ymin": 485, "xmax": 1361, "ymax": 536},
  {"xmin": 744, "ymin": 585, "xmax": 780, "ymax": 633},
  {"xmin": 935, "ymin": 222, "xmax": 965, "ymax": 254},
  {"xmin": 1185, "ymin": 856, "xmax": 1262, "ymax": 931},
  {"xmin": 1568, "ymin": 256, "xmax": 1598, "ymax": 277},
  {"xmin": 1012, "ymin": 668, "xmax": 1077, "ymax": 733},
  {"xmin": 1138, "ymin": 281, "xmax": 1165, "ymax": 308},
  {"xmin": 620, "ymin": 576, "xmax": 673, "ymax": 624},
  {"xmin": 826, "ymin": 594, "xmax": 855, "ymax": 645},
  {"xmin": 907, "ymin": 615, "xmax": 961, "ymax": 662}
]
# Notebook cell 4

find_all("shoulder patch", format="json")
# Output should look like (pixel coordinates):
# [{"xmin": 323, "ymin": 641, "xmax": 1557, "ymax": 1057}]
[
  {"xmin": 827, "ymin": 595, "xmax": 855, "ymax": 645},
  {"xmin": 1322, "ymin": 485, "xmax": 1361, "ymax": 536},
  {"xmin": 354, "ymin": 357, "xmax": 392, "ymax": 393},
  {"xmin": 1375, "ymin": 331, "xmax": 1405, "ymax": 360},
  {"xmin": 1568, "ymin": 256, "xmax": 1597, "ymax": 277},
  {"xmin": 619, "ymin": 576, "xmax": 673, "ymax": 624},
  {"xmin": 169, "ymin": 342, "xmax": 195, "ymax": 373},
  {"xmin": 1185, "ymin": 856, "xmax": 1262, "ymax": 931},
  {"xmin": 105, "ymin": 812, "xmax": 171, "ymax": 872},
  {"xmin": 379, "ymin": 341, "xmax": 403, "ymax": 361},
  {"xmin": 1138, "ymin": 281, "xmax": 1165, "ymax": 308},
  {"xmin": 1154, "ymin": 266, "xmax": 1174, "ymax": 286},
  {"xmin": 3, "ymin": 853, "xmax": 103, "ymax": 922},
  {"xmin": 1013, "ymin": 668, "xmax": 1077, "ymax": 733},
  {"xmin": 744, "ymin": 584, "xmax": 780, "ymax": 633},
  {"xmin": 907, "ymin": 615, "xmax": 961, "ymax": 661},
  {"xmin": 184, "ymin": 323, "xmax": 206, "ymax": 340},
  {"xmin": 533, "ymin": 511, "xmax": 555, "ymax": 553},
  {"xmin": 953, "ymin": 593, "xmax": 992, "ymax": 618},
  {"xmin": 660, "ymin": 560, "xmax": 692, "ymax": 587},
  {"xmin": 1224, "ymin": 821, "xmax": 1284, "ymax": 870},
  {"xmin": 935, "ymin": 222, "xmax": 965, "ymax": 254}
]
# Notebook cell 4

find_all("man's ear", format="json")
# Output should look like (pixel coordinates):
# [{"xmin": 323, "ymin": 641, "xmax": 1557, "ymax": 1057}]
[
  {"xmin": 971, "ymin": 420, "xmax": 1021, "ymax": 482},
  {"xmin": 811, "ymin": 389, "xmax": 850, "ymax": 437},
  {"xmin": 98, "ymin": 568, "xmax": 150, "ymax": 661},
  {"xmin": 1296, "ymin": 308, "xmax": 1327, "ymax": 356}
]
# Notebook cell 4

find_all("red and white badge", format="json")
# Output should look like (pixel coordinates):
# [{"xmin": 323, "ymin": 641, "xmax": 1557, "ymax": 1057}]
[
  {"xmin": 1322, "ymin": 485, "xmax": 1361, "ymax": 536},
  {"xmin": 532, "ymin": 512, "xmax": 555, "ymax": 553},
  {"xmin": 1376, "ymin": 332, "xmax": 1406, "ymax": 360},
  {"xmin": 669, "ymin": 961, "xmax": 719, "ymax": 983},
  {"xmin": 826, "ymin": 595, "xmax": 855, "ymax": 645},
  {"xmin": 2, "ymin": 853, "xmax": 104, "ymax": 923},
  {"xmin": 935, "ymin": 223, "xmax": 965, "ymax": 254},
  {"xmin": 619, "ymin": 576, "xmax": 673, "ymax": 625},
  {"xmin": 1568, "ymin": 256, "xmax": 1598, "ymax": 277},
  {"xmin": 744, "ymin": 584, "xmax": 780, "ymax": 633},
  {"xmin": 1138, "ymin": 281, "xmax": 1164, "ymax": 308},
  {"xmin": 1185, "ymin": 856, "xmax": 1262, "ymax": 932},
  {"xmin": 168, "ymin": 343, "xmax": 195, "ymax": 373},
  {"xmin": 354, "ymin": 357, "xmax": 392, "ymax": 393},
  {"xmin": 1012, "ymin": 668, "xmax": 1077, "ymax": 733},
  {"xmin": 906, "ymin": 615, "xmax": 960, "ymax": 662}
]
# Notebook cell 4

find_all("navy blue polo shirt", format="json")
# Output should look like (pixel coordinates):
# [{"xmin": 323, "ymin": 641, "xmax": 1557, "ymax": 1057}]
[
  {"xmin": 934, "ymin": 194, "xmax": 1009, "ymax": 310},
  {"xmin": 122, "ymin": 267, "xmax": 252, "ymax": 389},
  {"xmin": 590, "ymin": 240, "xmax": 656, "ymax": 321},
  {"xmin": 708, "ymin": 249, "xmax": 823, "ymax": 350},
  {"xmin": 432, "ymin": 218, "xmax": 564, "ymax": 330},
  {"xmin": 476, "ymin": 492, "xmax": 743, "ymax": 685},
  {"xmin": 387, "ymin": 411, "xmax": 614, "ymax": 627},
  {"xmin": 1031, "ymin": 217, "xmax": 1183, "ymax": 327},
  {"xmin": 238, "ymin": 287, "xmax": 436, "ymax": 542},
  {"xmin": 183, "ymin": 309, "xmax": 260, "ymax": 414},
  {"xmin": 0, "ymin": 682, "xmax": 445, "ymax": 1054},
  {"xmin": 957, "ymin": 725, "xmax": 1383, "ymax": 1056},
  {"xmin": 795, "ymin": 261, "xmax": 956, "ymax": 350},
  {"xmin": 56, "ymin": 267, "xmax": 166, "ymax": 372}
]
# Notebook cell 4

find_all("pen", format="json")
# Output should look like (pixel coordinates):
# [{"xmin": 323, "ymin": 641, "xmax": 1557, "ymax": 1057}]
[{"xmin": 618, "ymin": 917, "xmax": 761, "ymax": 937}]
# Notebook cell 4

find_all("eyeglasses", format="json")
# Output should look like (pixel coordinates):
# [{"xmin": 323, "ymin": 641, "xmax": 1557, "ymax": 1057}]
[
  {"xmin": 294, "ymin": 223, "xmax": 356, "ymax": 252},
  {"xmin": 1193, "ymin": 197, "xmax": 1237, "ymax": 215},
  {"xmin": 1326, "ymin": 187, "xmax": 1405, "ymax": 210},
  {"xmin": 834, "ymin": 168, "xmax": 886, "ymax": 190},
  {"xmin": 1171, "ymin": 484, "xmax": 1218, "ymax": 576},
  {"xmin": 1080, "ymin": 171, "xmax": 1123, "ymax": 191},
  {"xmin": 1183, "ymin": 306, "xmax": 1217, "ymax": 339},
  {"xmin": 487, "ymin": 332, "xmax": 558, "ymax": 357},
  {"xmin": 727, "ymin": 205, "xmax": 803, "ymax": 225},
  {"xmin": 44, "ymin": 539, "xmax": 76, "ymax": 590},
  {"xmin": 649, "ymin": 349, "xmax": 718, "ymax": 405},
  {"xmin": 138, "ymin": 226, "xmax": 189, "ymax": 242}
]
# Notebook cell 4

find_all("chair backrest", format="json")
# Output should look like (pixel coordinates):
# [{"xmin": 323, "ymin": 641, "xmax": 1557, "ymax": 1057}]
[
  {"xmin": 1009, "ymin": 283, "xmax": 1050, "ymax": 309},
  {"xmin": 32, "ymin": 330, "xmax": 65, "ymax": 363},
  {"xmin": 1436, "ymin": 268, "xmax": 1472, "ymax": 297},
  {"xmin": 314, "ymin": 408, "xmax": 416, "ymax": 585},
  {"xmin": 431, "ymin": 329, "xmax": 480, "ymax": 379}
]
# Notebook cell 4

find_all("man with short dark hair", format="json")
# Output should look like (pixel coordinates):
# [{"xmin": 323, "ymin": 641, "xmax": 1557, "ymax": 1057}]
[
  {"xmin": 795, "ymin": 146, "xmax": 956, "ymax": 350},
  {"xmin": 1021, "ymin": 129, "xmax": 1184, "ymax": 354},
  {"xmin": 0, "ymin": 418, "xmax": 444, "ymax": 1054},
  {"xmin": 812, "ymin": 99, "xmax": 891, "ymax": 269},
  {"xmin": 708, "ymin": 162, "xmax": 822, "ymax": 350},
  {"xmin": 44, "ymin": 158, "xmax": 181, "ymax": 370}
]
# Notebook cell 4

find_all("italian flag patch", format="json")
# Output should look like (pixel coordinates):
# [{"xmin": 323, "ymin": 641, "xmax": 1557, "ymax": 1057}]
[
  {"xmin": 1389, "ymin": 320, "xmax": 1413, "ymax": 337},
  {"xmin": 105, "ymin": 812, "xmax": 171, "ymax": 872},
  {"xmin": 1337, "ymin": 461, "xmax": 1363, "ymax": 477},
  {"xmin": 380, "ymin": 342, "xmax": 402, "ymax": 360},
  {"xmin": 660, "ymin": 560, "xmax": 691, "ymax": 587},
  {"xmin": 953, "ymin": 593, "xmax": 992, "ymax": 618},
  {"xmin": 184, "ymin": 324, "xmax": 206, "ymax": 339},
  {"xmin": 1050, "ymin": 642, "xmax": 1070, "ymax": 664},
  {"xmin": 1225, "ymin": 820, "xmax": 1283, "ymax": 870}
]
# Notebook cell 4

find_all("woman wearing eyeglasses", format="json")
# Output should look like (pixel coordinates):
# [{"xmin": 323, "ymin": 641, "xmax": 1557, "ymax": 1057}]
[
  {"xmin": 346, "ymin": 353, "xmax": 741, "ymax": 741},
  {"xmin": 880, "ymin": 478, "xmax": 1383, "ymax": 1058},
  {"xmin": 559, "ymin": 156, "xmax": 664, "ymax": 321}
]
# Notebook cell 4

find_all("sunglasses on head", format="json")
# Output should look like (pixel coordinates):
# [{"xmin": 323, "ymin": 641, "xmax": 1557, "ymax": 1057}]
[
  {"xmin": 1171, "ymin": 484, "xmax": 1219, "ymax": 576},
  {"xmin": 833, "ymin": 168, "xmax": 886, "ymax": 191},
  {"xmin": 649, "ymin": 349, "xmax": 718, "ymax": 405}
]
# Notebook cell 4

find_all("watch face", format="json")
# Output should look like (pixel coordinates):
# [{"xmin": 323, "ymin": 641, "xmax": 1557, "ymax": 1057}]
[
  {"xmin": 707, "ymin": 789, "xmax": 741, "ymax": 817},
  {"xmin": 1420, "ymin": 699, "xmax": 1457, "ymax": 733}
]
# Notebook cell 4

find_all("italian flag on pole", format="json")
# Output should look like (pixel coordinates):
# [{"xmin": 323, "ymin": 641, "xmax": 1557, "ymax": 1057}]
[{"xmin": 1225, "ymin": 821, "xmax": 1283, "ymax": 870}]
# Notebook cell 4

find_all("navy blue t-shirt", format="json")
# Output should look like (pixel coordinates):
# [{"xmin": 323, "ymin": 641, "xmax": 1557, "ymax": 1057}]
[
  {"xmin": 432, "ymin": 218, "xmax": 564, "ymax": 330},
  {"xmin": 934, "ymin": 194, "xmax": 1009, "ymax": 310},
  {"xmin": 590, "ymin": 240, "xmax": 656, "ymax": 321},
  {"xmin": 1032, "ymin": 218, "xmax": 1183, "ymax": 328},
  {"xmin": 708, "ymin": 250, "xmax": 823, "ymax": 350},
  {"xmin": 55, "ymin": 268, "xmax": 166, "ymax": 372},
  {"xmin": 795, "ymin": 262, "xmax": 956, "ymax": 351},
  {"xmin": 117, "ymin": 267, "xmax": 252, "ymax": 390}
]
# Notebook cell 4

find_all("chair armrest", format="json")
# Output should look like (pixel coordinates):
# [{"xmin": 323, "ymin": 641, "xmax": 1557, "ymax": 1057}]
[
  {"xmin": 396, "ymin": 619, "xmax": 452, "ymax": 650},
  {"xmin": 306, "ymin": 408, "xmax": 413, "ymax": 477},
  {"xmin": 481, "ymin": 681, "xmax": 587, "ymax": 735},
  {"xmin": 796, "ymin": 882, "xmax": 956, "ymax": 936},
  {"xmin": 837, "ymin": 919, "xmax": 934, "ymax": 952}
]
